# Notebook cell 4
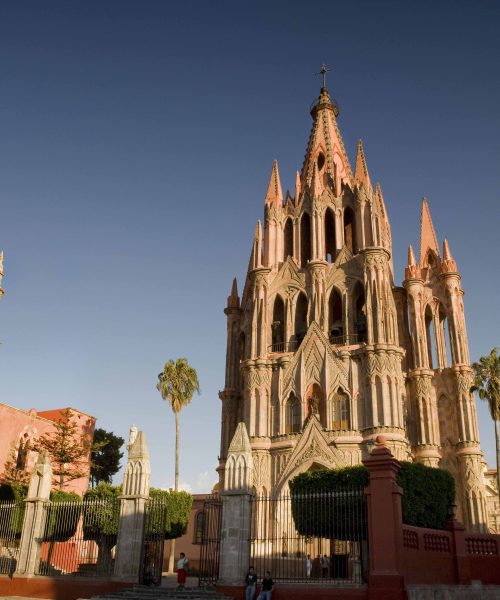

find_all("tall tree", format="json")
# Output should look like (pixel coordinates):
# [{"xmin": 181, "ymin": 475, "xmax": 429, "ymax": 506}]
[
  {"xmin": 156, "ymin": 357, "xmax": 199, "ymax": 572},
  {"xmin": 34, "ymin": 408, "xmax": 93, "ymax": 490},
  {"xmin": 471, "ymin": 347, "xmax": 500, "ymax": 494},
  {"xmin": 90, "ymin": 429, "xmax": 124, "ymax": 487}
]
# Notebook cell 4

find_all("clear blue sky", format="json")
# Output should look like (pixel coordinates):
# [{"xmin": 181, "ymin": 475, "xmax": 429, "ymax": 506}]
[{"xmin": 1, "ymin": 1, "xmax": 499, "ymax": 491}]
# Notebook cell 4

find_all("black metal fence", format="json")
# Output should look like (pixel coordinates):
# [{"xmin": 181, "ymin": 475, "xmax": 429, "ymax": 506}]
[
  {"xmin": 250, "ymin": 490, "xmax": 368, "ymax": 583},
  {"xmin": 198, "ymin": 494, "xmax": 222, "ymax": 586},
  {"xmin": 36, "ymin": 497, "xmax": 120, "ymax": 577},
  {"xmin": 141, "ymin": 496, "xmax": 167, "ymax": 586},
  {"xmin": 0, "ymin": 501, "xmax": 24, "ymax": 575}
]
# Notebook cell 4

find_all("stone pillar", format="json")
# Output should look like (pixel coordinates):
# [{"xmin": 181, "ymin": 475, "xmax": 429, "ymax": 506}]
[
  {"xmin": 445, "ymin": 518, "xmax": 472, "ymax": 585},
  {"xmin": 113, "ymin": 429, "xmax": 151, "ymax": 582},
  {"xmin": 15, "ymin": 452, "xmax": 52, "ymax": 576},
  {"xmin": 219, "ymin": 422, "xmax": 254, "ymax": 585},
  {"xmin": 363, "ymin": 435, "xmax": 405, "ymax": 600}
]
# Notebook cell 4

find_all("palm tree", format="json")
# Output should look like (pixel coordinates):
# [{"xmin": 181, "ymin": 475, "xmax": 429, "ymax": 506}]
[
  {"xmin": 157, "ymin": 357, "xmax": 200, "ymax": 572},
  {"xmin": 471, "ymin": 348, "xmax": 500, "ymax": 494}
]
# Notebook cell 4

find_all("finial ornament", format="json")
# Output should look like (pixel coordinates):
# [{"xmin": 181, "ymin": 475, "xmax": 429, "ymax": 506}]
[{"xmin": 315, "ymin": 63, "xmax": 330, "ymax": 88}]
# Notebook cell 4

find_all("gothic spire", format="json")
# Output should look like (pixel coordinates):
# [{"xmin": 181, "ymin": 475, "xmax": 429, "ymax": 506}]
[
  {"xmin": 227, "ymin": 277, "xmax": 240, "ymax": 308},
  {"xmin": 441, "ymin": 238, "xmax": 458, "ymax": 273},
  {"xmin": 251, "ymin": 220, "xmax": 263, "ymax": 269},
  {"xmin": 301, "ymin": 85, "xmax": 353, "ymax": 190},
  {"xmin": 408, "ymin": 244, "xmax": 416, "ymax": 266},
  {"xmin": 419, "ymin": 198, "xmax": 440, "ymax": 264},
  {"xmin": 294, "ymin": 170, "xmax": 301, "ymax": 201},
  {"xmin": 354, "ymin": 139, "xmax": 371, "ymax": 190},
  {"xmin": 265, "ymin": 160, "xmax": 283, "ymax": 205}
]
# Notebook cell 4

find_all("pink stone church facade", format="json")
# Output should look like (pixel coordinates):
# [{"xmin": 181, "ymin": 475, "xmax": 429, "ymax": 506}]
[{"xmin": 218, "ymin": 82, "xmax": 497, "ymax": 532}]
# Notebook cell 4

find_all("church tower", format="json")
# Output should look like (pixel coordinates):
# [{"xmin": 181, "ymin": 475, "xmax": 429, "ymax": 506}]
[{"xmin": 218, "ymin": 77, "xmax": 488, "ymax": 531}]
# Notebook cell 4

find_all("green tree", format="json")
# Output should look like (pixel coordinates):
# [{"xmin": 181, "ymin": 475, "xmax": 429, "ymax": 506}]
[
  {"xmin": 83, "ymin": 483, "xmax": 121, "ymax": 576},
  {"xmin": 471, "ymin": 347, "xmax": 500, "ymax": 494},
  {"xmin": 156, "ymin": 357, "xmax": 200, "ymax": 572},
  {"xmin": 34, "ymin": 408, "xmax": 93, "ymax": 490},
  {"xmin": 90, "ymin": 429, "xmax": 124, "ymax": 487},
  {"xmin": 1, "ymin": 443, "xmax": 30, "ymax": 486}
]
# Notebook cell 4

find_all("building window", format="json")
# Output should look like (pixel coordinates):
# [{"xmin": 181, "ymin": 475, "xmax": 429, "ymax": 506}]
[
  {"xmin": 332, "ymin": 389, "xmax": 350, "ymax": 430},
  {"xmin": 194, "ymin": 511, "xmax": 206, "ymax": 544},
  {"xmin": 285, "ymin": 394, "xmax": 301, "ymax": 434}
]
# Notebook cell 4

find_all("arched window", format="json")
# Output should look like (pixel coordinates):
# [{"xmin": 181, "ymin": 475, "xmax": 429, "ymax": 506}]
[
  {"xmin": 425, "ymin": 305, "xmax": 436, "ymax": 369},
  {"xmin": 332, "ymin": 388, "xmax": 350, "ymax": 430},
  {"xmin": 294, "ymin": 293, "xmax": 308, "ymax": 345},
  {"xmin": 193, "ymin": 511, "xmax": 206, "ymax": 544},
  {"xmin": 284, "ymin": 218, "xmax": 294, "ymax": 260},
  {"xmin": 271, "ymin": 296, "xmax": 285, "ymax": 351},
  {"xmin": 353, "ymin": 283, "xmax": 367, "ymax": 342},
  {"xmin": 363, "ymin": 204, "xmax": 373, "ymax": 247},
  {"xmin": 343, "ymin": 207, "xmax": 357, "ymax": 254},
  {"xmin": 325, "ymin": 208, "xmax": 336, "ymax": 262},
  {"xmin": 328, "ymin": 288, "xmax": 343, "ymax": 343},
  {"xmin": 285, "ymin": 394, "xmax": 301, "ymax": 433},
  {"xmin": 300, "ymin": 213, "xmax": 311, "ymax": 267}
]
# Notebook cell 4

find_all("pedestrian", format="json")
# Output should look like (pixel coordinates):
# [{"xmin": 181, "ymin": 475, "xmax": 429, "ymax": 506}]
[
  {"xmin": 305, "ymin": 554, "xmax": 312, "ymax": 579},
  {"xmin": 321, "ymin": 554, "xmax": 330, "ymax": 578},
  {"xmin": 257, "ymin": 570, "xmax": 274, "ymax": 600},
  {"xmin": 245, "ymin": 566, "xmax": 257, "ymax": 600},
  {"xmin": 176, "ymin": 552, "xmax": 189, "ymax": 590}
]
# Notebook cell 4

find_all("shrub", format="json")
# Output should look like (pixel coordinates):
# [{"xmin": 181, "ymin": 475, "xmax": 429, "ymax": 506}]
[
  {"xmin": 148, "ymin": 488, "xmax": 193, "ymax": 540},
  {"xmin": 290, "ymin": 461, "xmax": 456, "ymax": 534}
]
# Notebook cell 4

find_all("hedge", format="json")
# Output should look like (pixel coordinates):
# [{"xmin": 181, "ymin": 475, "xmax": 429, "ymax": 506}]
[
  {"xmin": 289, "ymin": 462, "xmax": 456, "ymax": 537},
  {"xmin": 148, "ymin": 488, "xmax": 193, "ymax": 540}
]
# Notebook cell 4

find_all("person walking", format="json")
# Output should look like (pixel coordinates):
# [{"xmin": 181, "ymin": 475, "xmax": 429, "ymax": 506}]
[
  {"xmin": 305, "ymin": 554, "xmax": 312, "ymax": 579},
  {"xmin": 321, "ymin": 554, "xmax": 330, "ymax": 578},
  {"xmin": 257, "ymin": 571, "xmax": 274, "ymax": 600},
  {"xmin": 245, "ymin": 566, "xmax": 257, "ymax": 600},
  {"xmin": 176, "ymin": 552, "xmax": 189, "ymax": 590}
]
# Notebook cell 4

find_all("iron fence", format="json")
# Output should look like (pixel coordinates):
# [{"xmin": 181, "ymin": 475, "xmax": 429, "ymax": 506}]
[
  {"xmin": 198, "ymin": 494, "xmax": 222, "ymax": 586},
  {"xmin": 0, "ymin": 500, "xmax": 24, "ymax": 575},
  {"xmin": 36, "ymin": 497, "xmax": 120, "ymax": 577},
  {"xmin": 141, "ymin": 496, "xmax": 167, "ymax": 586},
  {"xmin": 250, "ymin": 490, "xmax": 368, "ymax": 584}
]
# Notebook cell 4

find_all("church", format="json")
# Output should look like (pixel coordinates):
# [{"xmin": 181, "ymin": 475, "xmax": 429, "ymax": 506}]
[{"xmin": 218, "ymin": 75, "xmax": 492, "ymax": 533}]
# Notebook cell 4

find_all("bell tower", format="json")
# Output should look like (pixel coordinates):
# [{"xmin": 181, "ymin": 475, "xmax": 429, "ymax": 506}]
[{"xmin": 218, "ymin": 73, "xmax": 489, "ymax": 532}]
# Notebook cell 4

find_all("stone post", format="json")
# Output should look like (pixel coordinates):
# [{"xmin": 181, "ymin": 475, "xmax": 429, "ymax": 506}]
[
  {"xmin": 113, "ymin": 429, "xmax": 151, "ymax": 582},
  {"xmin": 363, "ymin": 435, "xmax": 405, "ymax": 600},
  {"xmin": 15, "ymin": 452, "xmax": 52, "ymax": 576},
  {"xmin": 218, "ymin": 422, "xmax": 254, "ymax": 585}
]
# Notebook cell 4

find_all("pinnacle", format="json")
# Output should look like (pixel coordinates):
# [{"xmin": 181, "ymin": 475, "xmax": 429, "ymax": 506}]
[
  {"xmin": 407, "ymin": 244, "xmax": 416, "ymax": 266},
  {"xmin": 311, "ymin": 161, "xmax": 323, "ymax": 197},
  {"xmin": 443, "ymin": 238, "xmax": 452, "ymax": 261},
  {"xmin": 295, "ymin": 170, "xmax": 301, "ymax": 201},
  {"xmin": 419, "ymin": 198, "xmax": 440, "ymax": 264},
  {"xmin": 354, "ymin": 139, "xmax": 371, "ymax": 190},
  {"xmin": 227, "ymin": 277, "xmax": 240, "ymax": 308},
  {"xmin": 265, "ymin": 160, "xmax": 283, "ymax": 205}
]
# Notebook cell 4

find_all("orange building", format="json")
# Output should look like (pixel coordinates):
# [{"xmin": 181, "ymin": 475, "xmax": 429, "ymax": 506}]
[{"xmin": 0, "ymin": 402, "xmax": 95, "ymax": 496}]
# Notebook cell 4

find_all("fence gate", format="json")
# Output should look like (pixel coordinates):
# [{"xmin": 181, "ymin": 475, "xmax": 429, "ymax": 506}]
[
  {"xmin": 198, "ymin": 494, "xmax": 222, "ymax": 586},
  {"xmin": 250, "ymin": 489, "xmax": 368, "ymax": 584},
  {"xmin": 141, "ymin": 497, "xmax": 166, "ymax": 586},
  {"xmin": 0, "ymin": 501, "xmax": 24, "ymax": 576}
]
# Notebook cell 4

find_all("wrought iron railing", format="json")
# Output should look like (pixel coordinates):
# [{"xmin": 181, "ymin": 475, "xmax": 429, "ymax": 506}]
[
  {"xmin": 268, "ymin": 333, "xmax": 366, "ymax": 354},
  {"xmin": 0, "ymin": 501, "xmax": 24, "ymax": 575},
  {"xmin": 198, "ymin": 494, "xmax": 222, "ymax": 586},
  {"xmin": 249, "ymin": 490, "xmax": 368, "ymax": 583},
  {"xmin": 36, "ymin": 497, "xmax": 120, "ymax": 577}
]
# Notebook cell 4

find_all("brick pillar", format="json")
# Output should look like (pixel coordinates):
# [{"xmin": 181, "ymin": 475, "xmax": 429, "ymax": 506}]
[
  {"xmin": 15, "ymin": 452, "xmax": 52, "ymax": 576},
  {"xmin": 363, "ymin": 435, "xmax": 405, "ymax": 600},
  {"xmin": 445, "ymin": 518, "xmax": 472, "ymax": 584}
]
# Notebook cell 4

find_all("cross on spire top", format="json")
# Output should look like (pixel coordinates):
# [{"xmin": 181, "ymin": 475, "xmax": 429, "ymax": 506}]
[{"xmin": 315, "ymin": 63, "xmax": 330, "ymax": 89}]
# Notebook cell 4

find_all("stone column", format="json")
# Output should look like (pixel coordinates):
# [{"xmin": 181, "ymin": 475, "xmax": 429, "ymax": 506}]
[
  {"xmin": 363, "ymin": 435, "xmax": 405, "ymax": 600},
  {"xmin": 113, "ymin": 429, "xmax": 151, "ymax": 582},
  {"xmin": 15, "ymin": 452, "xmax": 52, "ymax": 576},
  {"xmin": 219, "ymin": 422, "xmax": 254, "ymax": 585}
]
